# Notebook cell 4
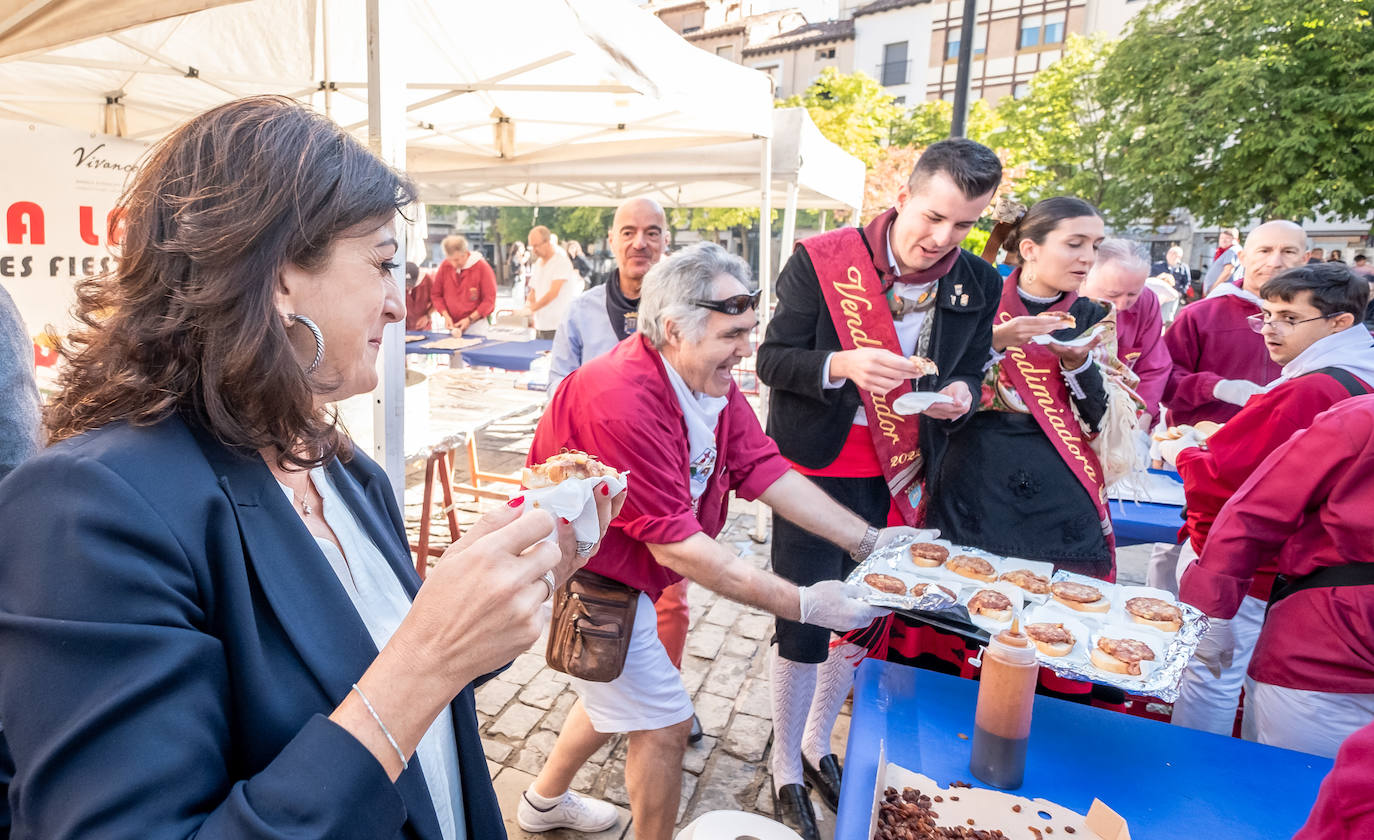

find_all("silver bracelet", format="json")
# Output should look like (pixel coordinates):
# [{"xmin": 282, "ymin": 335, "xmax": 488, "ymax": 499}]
[
  {"xmin": 850, "ymin": 525, "xmax": 880, "ymax": 561},
  {"xmin": 351, "ymin": 682, "xmax": 408, "ymax": 770}
]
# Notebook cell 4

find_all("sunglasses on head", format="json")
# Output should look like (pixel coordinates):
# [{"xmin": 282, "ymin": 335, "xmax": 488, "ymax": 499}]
[{"xmin": 692, "ymin": 290, "xmax": 761, "ymax": 315}]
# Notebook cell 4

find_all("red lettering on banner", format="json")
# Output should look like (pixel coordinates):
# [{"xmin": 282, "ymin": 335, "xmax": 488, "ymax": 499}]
[
  {"xmin": 79, "ymin": 206, "xmax": 99, "ymax": 245},
  {"xmin": 7, "ymin": 202, "xmax": 44, "ymax": 245}
]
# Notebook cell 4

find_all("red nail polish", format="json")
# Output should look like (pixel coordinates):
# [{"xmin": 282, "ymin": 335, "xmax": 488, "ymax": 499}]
[
  {"xmin": 560, "ymin": 517, "xmax": 571, "ymax": 524},
  {"xmin": 599, "ymin": 484, "xmax": 610, "ymax": 496},
  {"xmin": 507, "ymin": 496, "xmax": 525, "ymax": 508}
]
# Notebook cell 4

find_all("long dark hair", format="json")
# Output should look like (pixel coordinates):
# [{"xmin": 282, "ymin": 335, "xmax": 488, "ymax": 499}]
[
  {"xmin": 1004, "ymin": 196, "xmax": 1102, "ymax": 259},
  {"xmin": 46, "ymin": 96, "xmax": 416, "ymax": 469}
]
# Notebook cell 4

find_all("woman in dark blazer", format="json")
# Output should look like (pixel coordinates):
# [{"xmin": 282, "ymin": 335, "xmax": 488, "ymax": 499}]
[{"xmin": 0, "ymin": 96, "xmax": 615, "ymax": 840}]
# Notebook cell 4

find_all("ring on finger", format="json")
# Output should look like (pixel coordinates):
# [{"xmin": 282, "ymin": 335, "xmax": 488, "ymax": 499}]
[{"xmin": 540, "ymin": 570, "xmax": 556, "ymax": 601}]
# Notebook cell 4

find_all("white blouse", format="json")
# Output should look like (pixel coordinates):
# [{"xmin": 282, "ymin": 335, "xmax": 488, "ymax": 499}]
[{"xmin": 276, "ymin": 468, "xmax": 465, "ymax": 840}]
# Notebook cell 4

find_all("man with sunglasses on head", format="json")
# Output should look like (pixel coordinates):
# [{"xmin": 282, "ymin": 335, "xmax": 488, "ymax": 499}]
[
  {"xmin": 1161, "ymin": 261, "xmax": 1374, "ymax": 739},
  {"xmin": 756, "ymin": 138, "xmax": 1004, "ymax": 838},
  {"xmin": 516, "ymin": 243, "xmax": 922, "ymax": 840}
]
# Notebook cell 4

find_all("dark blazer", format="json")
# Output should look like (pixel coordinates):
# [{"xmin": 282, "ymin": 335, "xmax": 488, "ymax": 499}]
[
  {"xmin": 0, "ymin": 416, "xmax": 504, "ymax": 840},
  {"xmin": 758, "ymin": 239, "xmax": 1002, "ymax": 473}
]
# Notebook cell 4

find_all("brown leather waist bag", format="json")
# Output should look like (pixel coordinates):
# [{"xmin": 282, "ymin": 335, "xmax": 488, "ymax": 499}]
[{"xmin": 545, "ymin": 569, "xmax": 640, "ymax": 683}]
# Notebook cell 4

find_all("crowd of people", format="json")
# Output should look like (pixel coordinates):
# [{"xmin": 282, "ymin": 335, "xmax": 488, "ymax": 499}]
[
  {"xmin": 0, "ymin": 94, "xmax": 1372, "ymax": 840},
  {"xmin": 404, "ymin": 227, "xmax": 604, "ymax": 341}
]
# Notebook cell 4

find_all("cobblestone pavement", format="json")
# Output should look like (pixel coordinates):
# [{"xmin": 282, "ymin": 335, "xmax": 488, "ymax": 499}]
[
  {"xmin": 400, "ymin": 402, "xmax": 1152, "ymax": 839},
  {"xmin": 399, "ymin": 406, "xmax": 847, "ymax": 838}
]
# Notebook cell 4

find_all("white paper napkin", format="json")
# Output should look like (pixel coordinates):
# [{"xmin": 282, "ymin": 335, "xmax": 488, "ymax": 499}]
[{"xmin": 519, "ymin": 473, "xmax": 630, "ymax": 554}]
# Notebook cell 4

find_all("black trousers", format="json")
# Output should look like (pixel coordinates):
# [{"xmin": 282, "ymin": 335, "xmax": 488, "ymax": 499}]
[{"xmin": 772, "ymin": 473, "xmax": 890, "ymax": 664}]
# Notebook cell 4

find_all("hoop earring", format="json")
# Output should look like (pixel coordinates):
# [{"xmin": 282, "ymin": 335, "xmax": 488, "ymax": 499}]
[{"xmin": 287, "ymin": 314, "xmax": 325, "ymax": 375}]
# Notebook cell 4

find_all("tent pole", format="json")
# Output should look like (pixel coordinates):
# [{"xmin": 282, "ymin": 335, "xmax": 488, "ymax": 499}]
[
  {"xmin": 752, "ymin": 135, "xmax": 773, "ymax": 544},
  {"xmin": 321, "ymin": 0, "xmax": 332, "ymax": 118},
  {"xmin": 367, "ymin": 0, "xmax": 407, "ymax": 507},
  {"xmin": 780, "ymin": 179, "xmax": 799, "ymax": 259}
]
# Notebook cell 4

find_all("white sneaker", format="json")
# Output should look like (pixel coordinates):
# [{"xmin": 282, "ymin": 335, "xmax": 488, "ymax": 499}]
[{"xmin": 517, "ymin": 789, "xmax": 619, "ymax": 833}]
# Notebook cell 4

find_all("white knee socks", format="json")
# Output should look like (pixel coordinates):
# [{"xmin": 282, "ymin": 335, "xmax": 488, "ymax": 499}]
[
  {"xmin": 803, "ymin": 642, "xmax": 863, "ymax": 765},
  {"xmin": 769, "ymin": 647, "xmax": 816, "ymax": 792}
]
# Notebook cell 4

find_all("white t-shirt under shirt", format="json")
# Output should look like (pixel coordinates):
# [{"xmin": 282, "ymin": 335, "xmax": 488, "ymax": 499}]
[{"xmin": 530, "ymin": 249, "xmax": 581, "ymax": 332}]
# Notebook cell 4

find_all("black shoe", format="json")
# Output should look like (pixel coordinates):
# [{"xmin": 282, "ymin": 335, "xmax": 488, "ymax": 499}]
[
  {"xmin": 688, "ymin": 714, "xmax": 703, "ymax": 744},
  {"xmin": 802, "ymin": 753, "xmax": 843, "ymax": 812},
  {"xmin": 777, "ymin": 783, "xmax": 820, "ymax": 840}
]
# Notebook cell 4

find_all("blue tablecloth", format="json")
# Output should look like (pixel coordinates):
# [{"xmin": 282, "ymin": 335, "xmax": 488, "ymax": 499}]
[
  {"xmin": 1110, "ymin": 467, "xmax": 1185, "ymax": 546},
  {"xmin": 405, "ymin": 331, "xmax": 551, "ymax": 372},
  {"xmin": 1110, "ymin": 499, "xmax": 1184, "ymax": 546},
  {"xmin": 837, "ymin": 660, "xmax": 1332, "ymax": 838}
]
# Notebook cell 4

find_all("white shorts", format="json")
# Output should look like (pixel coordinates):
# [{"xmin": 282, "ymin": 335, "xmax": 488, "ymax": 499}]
[{"xmin": 571, "ymin": 591, "xmax": 695, "ymax": 734}]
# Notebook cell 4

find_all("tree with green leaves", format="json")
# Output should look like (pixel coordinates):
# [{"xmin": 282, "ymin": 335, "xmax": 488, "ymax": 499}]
[
  {"xmin": 779, "ymin": 67, "xmax": 902, "ymax": 167},
  {"xmin": 1102, "ymin": 0, "xmax": 1374, "ymax": 227},
  {"xmin": 889, "ymin": 99, "xmax": 1002, "ymax": 150},
  {"xmin": 994, "ymin": 34, "xmax": 1117, "ymax": 212}
]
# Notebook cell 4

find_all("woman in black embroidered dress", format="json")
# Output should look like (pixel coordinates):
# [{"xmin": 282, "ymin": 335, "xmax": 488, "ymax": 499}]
[{"xmin": 927, "ymin": 197, "xmax": 1116, "ymax": 579}]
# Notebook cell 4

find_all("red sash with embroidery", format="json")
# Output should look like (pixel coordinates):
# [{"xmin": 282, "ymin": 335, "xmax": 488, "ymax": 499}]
[
  {"xmin": 802, "ymin": 229, "xmax": 924, "ymax": 527},
  {"xmin": 997, "ymin": 270, "xmax": 1115, "ymax": 559}
]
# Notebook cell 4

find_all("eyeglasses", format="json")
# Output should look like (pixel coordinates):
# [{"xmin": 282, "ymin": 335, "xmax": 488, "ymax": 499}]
[
  {"xmin": 1246, "ymin": 313, "xmax": 1335, "ymax": 334},
  {"xmin": 692, "ymin": 290, "xmax": 762, "ymax": 315}
]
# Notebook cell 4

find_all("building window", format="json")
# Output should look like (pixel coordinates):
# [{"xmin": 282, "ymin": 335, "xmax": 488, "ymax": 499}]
[
  {"xmin": 682, "ymin": 25, "xmax": 700, "ymax": 34},
  {"xmin": 1044, "ymin": 12, "xmax": 1066, "ymax": 44},
  {"xmin": 946, "ymin": 26, "xmax": 986, "ymax": 60},
  {"xmin": 880, "ymin": 41, "xmax": 909, "ymax": 86},
  {"xmin": 1013, "ymin": 82, "xmax": 1031, "ymax": 99},
  {"xmin": 893, "ymin": 96, "xmax": 906, "ymax": 105},
  {"xmin": 1020, "ymin": 12, "xmax": 1065, "ymax": 49},
  {"xmin": 716, "ymin": 44, "xmax": 734, "ymax": 60},
  {"xmin": 816, "ymin": 47, "xmax": 836, "ymax": 59}
]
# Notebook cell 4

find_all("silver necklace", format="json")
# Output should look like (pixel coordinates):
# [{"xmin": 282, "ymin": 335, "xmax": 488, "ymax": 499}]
[{"xmin": 286, "ymin": 474, "xmax": 314, "ymax": 516}]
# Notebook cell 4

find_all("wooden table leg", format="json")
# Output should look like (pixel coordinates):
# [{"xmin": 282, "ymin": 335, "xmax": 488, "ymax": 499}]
[
  {"xmin": 413, "ymin": 449, "xmax": 466, "ymax": 580},
  {"xmin": 414, "ymin": 452, "xmax": 438, "ymax": 579},
  {"xmin": 437, "ymin": 450, "xmax": 460, "ymax": 547}
]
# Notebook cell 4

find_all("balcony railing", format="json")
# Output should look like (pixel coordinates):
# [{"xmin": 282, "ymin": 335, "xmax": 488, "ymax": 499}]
[{"xmin": 877, "ymin": 59, "xmax": 910, "ymax": 86}]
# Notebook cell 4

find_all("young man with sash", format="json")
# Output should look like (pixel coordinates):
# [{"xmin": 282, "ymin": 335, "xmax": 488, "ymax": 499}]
[{"xmin": 756, "ymin": 139, "xmax": 1004, "ymax": 839}]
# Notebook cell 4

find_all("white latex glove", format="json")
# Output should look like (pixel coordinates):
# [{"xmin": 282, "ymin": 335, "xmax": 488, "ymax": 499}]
[
  {"xmin": 871, "ymin": 526, "xmax": 941, "ymax": 556},
  {"xmin": 1213, "ymin": 378, "xmax": 1266, "ymax": 407},
  {"xmin": 798, "ymin": 580, "xmax": 891, "ymax": 632},
  {"xmin": 1158, "ymin": 428, "xmax": 1201, "ymax": 467},
  {"xmin": 1192, "ymin": 617, "xmax": 1236, "ymax": 679}
]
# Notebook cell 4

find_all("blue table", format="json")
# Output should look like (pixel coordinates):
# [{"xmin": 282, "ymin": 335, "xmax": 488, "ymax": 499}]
[
  {"xmin": 837, "ymin": 660, "xmax": 1332, "ymax": 838},
  {"xmin": 405, "ymin": 330, "xmax": 552, "ymax": 372},
  {"xmin": 1109, "ymin": 499, "xmax": 1183, "ymax": 546},
  {"xmin": 1110, "ymin": 467, "xmax": 1185, "ymax": 546}
]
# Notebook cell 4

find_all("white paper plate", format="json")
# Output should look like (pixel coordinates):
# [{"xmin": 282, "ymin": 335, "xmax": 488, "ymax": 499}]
[
  {"xmin": 892, "ymin": 391, "xmax": 956, "ymax": 415},
  {"xmin": 1029, "ymin": 324, "xmax": 1105, "ymax": 348}
]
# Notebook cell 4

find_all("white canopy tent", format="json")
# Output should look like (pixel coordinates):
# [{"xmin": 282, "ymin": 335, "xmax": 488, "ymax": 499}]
[
  {"xmin": 0, "ymin": 0, "xmax": 772, "ymax": 160},
  {"xmin": 0, "ymin": 0, "xmax": 791, "ymax": 500},
  {"xmin": 413, "ymin": 107, "xmax": 863, "ymax": 216}
]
